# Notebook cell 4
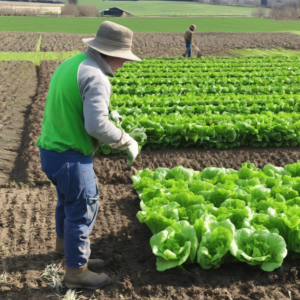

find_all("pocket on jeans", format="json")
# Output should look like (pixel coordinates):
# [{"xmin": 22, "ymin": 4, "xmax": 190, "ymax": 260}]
[
  {"xmin": 86, "ymin": 180, "xmax": 99, "ymax": 223},
  {"xmin": 52, "ymin": 162, "xmax": 70, "ymax": 195}
]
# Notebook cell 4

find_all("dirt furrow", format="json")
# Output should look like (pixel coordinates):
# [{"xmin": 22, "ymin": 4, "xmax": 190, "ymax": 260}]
[{"xmin": 0, "ymin": 61, "xmax": 37, "ymax": 186}]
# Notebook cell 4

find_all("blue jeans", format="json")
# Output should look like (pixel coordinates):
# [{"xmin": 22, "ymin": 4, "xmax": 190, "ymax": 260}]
[
  {"xmin": 185, "ymin": 39, "xmax": 191, "ymax": 57},
  {"xmin": 39, "ymin": 148, "xmax": 99, "ymax": 269}
]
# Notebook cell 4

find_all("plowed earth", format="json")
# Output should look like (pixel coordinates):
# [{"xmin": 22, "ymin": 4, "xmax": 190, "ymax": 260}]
[
  {"xmin": 0, "ymin": 61, "xmax": 37, "ymax": 186},
  {"xmin": 0, "ymin": 32, "xmax": 40, "ymax": 52},
  {"xmin": 2, "ymin": 55, "xmax": 300, "ymax": 299},
  {"xmin": 39, "ymin": 32, "xmax": 300, "ymax": 57},
  {"xmin": 1, "ymin": 31, "xmax": 300, "ymax": 57}
]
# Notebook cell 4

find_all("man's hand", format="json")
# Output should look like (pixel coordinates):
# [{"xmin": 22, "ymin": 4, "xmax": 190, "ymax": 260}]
[
  {"xmin": 110, "ymin": 130, "xmax": 139, "ymax": 165},
  {"xmin": 127, "ymin": 140, "xmax": 139, "ymax": 165}
]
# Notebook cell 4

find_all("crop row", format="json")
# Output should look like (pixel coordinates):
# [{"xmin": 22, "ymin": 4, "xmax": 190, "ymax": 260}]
[
  {"xmin": 115, "ymin": 70, "xmax": 300, "ymax": 79},
  {"xmin": 125, "ymin": 57, "xmax": 299, "ymax": 68},
  {"xmin": 111, "ymin": 76, "xmax": 300, "ymax": 86},
  {"xmin": 112, "ymin": 84, "xmax": 300, "ymax": 95},
  {"xmin": 119, "ymin": 112, "xmax": 300, "ymax": 149},
  {"xmin": 110, "ymin": 94, "xmax": 299, "ymax": 108},
  {"xmin": 129, "ymin": 56, "xmax": 299, "ymax": 62},
  {"xmin": 121, "ymin": 66, "xmax": 299, "ymax": 73},
  {"xmin": 112, "ymin": 102, "xmax": 300, "ymax": 116}
]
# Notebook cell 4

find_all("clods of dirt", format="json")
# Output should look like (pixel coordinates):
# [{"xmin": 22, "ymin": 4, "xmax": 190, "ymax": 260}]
[
  {"xmin": 2, "ymin": 31, "xmax": 300, "ymax": 57},
  {"xmin": 0, "ymin": 61, "xmax": 37, "ymax": 186}
]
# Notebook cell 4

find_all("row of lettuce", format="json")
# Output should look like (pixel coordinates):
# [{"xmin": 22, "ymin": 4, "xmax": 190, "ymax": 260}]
[
  {"xmin": 122, "ymin": 56, "xmax": 299, "ymax": 67},
  {"xmin": 132, "ymin": 162, "xmax": 300, "ymax": 271},
  {"xmin": 97, "ymin": 57, "xmax": 300, "ymax": 155}
]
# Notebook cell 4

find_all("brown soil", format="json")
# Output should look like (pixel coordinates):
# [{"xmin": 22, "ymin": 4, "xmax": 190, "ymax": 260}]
[
  {"xmin": 132, "ymin": 32, "xmax": 300, "ymax": 57},
  {"xmin": 2, "ymin": 46, "xmax": 300, "ymax": 299},
  {"xmin": 0, "ymin": 61, "xmax": 37, "ymax": 186},
  {"xmin": 0, "ymin": 32, "xmax": 40, "ymax": 52},
  {"xmin": 40, "ymin": 32, "xmax": 300, "ymax": 57},
  {"xmin": 1, "ymin": 181, "xmax": 300, "ymax": 299},
  {"xmin": 2, "ymin": 31, "xmax": 300, "ymax": 56},
  {"xmin": 10, "ymin": 60, "xmax": 61, "ymax": 186}
]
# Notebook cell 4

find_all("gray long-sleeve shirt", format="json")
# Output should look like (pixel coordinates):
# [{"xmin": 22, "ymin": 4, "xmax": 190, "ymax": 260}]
[{"xmin": 77, "ymin": 47, "xmax": 122, "ymax": 146}]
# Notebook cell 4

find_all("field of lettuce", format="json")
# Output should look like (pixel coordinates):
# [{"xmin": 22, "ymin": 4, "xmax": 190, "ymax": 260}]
[
  {"xmin": 133, "ymin": 163, "xmax": 300, "ymax": 272},
  {"xmin": 108, "ymin": 55, "xmax": 300, "ymax": 273},
  {"xmin": 109, "ymin": 56, "xmax": 300, "ymax": 151}
]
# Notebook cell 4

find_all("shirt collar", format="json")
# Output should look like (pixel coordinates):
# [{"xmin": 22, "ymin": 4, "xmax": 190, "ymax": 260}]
[{"xmin": 85, "ymin": 47, "xmax": 114, "ymax": 78}]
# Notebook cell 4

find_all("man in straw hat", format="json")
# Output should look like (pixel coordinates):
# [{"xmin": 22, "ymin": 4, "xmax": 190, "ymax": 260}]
[
  {"xmin": 36, "ymin": 21, "xmax": 141, "ymax": 289},
  {"xmin": 183, "ymin": 24, "xmax": 196, "ymax": 57}
]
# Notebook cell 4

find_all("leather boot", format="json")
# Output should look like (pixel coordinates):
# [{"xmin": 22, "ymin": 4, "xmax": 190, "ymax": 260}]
[
  {"xmin": 56, "ymin": 236, "xmax": 64, "ymax": 255},
  {"xmin": 88, "ymin": 259, "xmax": 105, "ymax": 269},
  {"xmin": 56, "ymin": 236, "xmax": 105, "ymax": 268},
  {"xmin": 65, "ymin": 264, "xmax": 110, "ymax": 289}
]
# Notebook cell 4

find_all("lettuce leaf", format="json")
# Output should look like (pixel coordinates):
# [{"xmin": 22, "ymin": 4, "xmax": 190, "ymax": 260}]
[
  {"xmin": 230, "ymin": 229, "xmax": 287, "ymax": 271},
  {"xmin": 197, "ymin": 219, "xmax": 235, "ymax": 269},
  {"xmin": 150, "ymin": 221, "xmax": 198, "ymax": 271}
]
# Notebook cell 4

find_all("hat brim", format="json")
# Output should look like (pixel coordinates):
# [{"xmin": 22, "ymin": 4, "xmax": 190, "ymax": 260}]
[{"xmin": 82, "ymin": 38, "xmax": 142, "ymax": 62}]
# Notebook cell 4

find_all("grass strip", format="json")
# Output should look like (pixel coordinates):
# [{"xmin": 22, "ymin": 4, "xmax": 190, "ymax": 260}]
[
  {"xmin": 1, "ymin": 16, "xmax": 300, "ymax": 33},
  {"xmin": 228, "ymin": 49, "xmax": 300, "ymax": 57},
  {"xmin": 35, "ymin": 34, "xmax": 42, "ymax": 52},
  {"xmin": 0, "ymin": 51, "xmax": 80, "ymax": 66}
]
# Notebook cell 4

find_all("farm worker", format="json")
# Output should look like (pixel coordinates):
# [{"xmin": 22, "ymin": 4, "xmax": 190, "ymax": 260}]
[
  {"xmin": 183, "ymin": 24, "xmax": 196, "ymax": 58},
  {"xmin": 36, "ymin": 21, "xmax": 141, "ymax": 289}
]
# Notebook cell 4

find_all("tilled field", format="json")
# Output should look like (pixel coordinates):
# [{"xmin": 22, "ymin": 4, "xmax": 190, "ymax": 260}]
[
  {"xmin": 2, "ymin": 51, "xmax": 300, "ymax": 299},
  {"xmin": 1, "ymin": 32, "xmax": 300, "ymax": 57},
  {"xmin": 0, "ymin": 32, "xmax": 40, "ymax": 52},
  {"xmin": 0, "ymin": 61, "xmax": 37, "ymax": 186}
]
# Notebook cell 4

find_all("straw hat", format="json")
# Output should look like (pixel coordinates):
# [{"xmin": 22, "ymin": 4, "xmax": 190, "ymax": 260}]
[
  {"xmin": 82, "ymin": 21, "xmax": 141, "ymax": 62},
  {"xmin": 189, "ymin": 24, "xmax": 196, "ymax": 31}
]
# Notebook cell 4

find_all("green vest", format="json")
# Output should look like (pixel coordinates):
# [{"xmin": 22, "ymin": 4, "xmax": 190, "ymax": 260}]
[{"xmin": 36, "ymin": 53, "xmax": 96, "ymax": 156}]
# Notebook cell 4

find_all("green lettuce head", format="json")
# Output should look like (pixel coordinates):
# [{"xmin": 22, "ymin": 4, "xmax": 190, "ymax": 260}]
[
  {"xmin": 150, "ymin": 221, "xmax": 198, "ymax": 271},
  {"xmin": 230, "ymin": 229, "xmax": 287, "ymax": 271},
  {"xmin": 196, "ymin": 219, "xmax": 235, "ymax": 269},
  {"xmin": 137, "ymin": 202, "xmax": 180, "ymax": 234}
]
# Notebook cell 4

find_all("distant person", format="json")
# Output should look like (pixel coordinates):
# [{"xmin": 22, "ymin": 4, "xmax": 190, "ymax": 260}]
[
  {"xmin": 183, "ymin": 24, "xmax": 196, "ymax": 58},
  {"xmin": 36, "ymin": 21, "xmax": 141, "ymax": 289}
]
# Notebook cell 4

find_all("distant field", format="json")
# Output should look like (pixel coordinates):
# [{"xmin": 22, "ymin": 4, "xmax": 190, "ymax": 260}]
[
  {"xmin": 79, "ymin": 1, "xmax": 254, "ymax": 16},
  {"xmin": 1, "ymin": 16, "xmax": 300, "ymax": 33}
]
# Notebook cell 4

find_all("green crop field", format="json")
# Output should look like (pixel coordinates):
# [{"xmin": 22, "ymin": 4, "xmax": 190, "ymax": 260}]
[
  {"xmin": 1, "ymin": 16, "xmax": 300, "ymax": 33},
  {"xmin": 79, "ymin": 1, "xmax": 254, "ymax": 16}
]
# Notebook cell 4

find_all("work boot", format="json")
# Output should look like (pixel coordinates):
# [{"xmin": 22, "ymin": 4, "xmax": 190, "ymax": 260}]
[
  {"xmin": 88, "ymin": 259, "xmax": 105, "ymax": 269},
  {"xmin": 65, "ymin": 264, "xmax": 110, "ymax": 289},
  {"xmin": 56, "ymin": 236, "xmax": 64, "ymax": 255},
  {"xmin": 56, "ymin": 236, "xmax": 105, "ymax": 268}
]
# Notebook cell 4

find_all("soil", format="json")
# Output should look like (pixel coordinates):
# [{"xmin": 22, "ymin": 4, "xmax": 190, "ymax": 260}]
[
  {"xmin": 40, "ymin": 32, "xmax": 300, "ymax": 57},
  {"xmin": 2, "ymin": 31, "xmax": 300, "ymax": 56},
  {"xmin": 0, "ymin": 32, "xmax": 40, "ymax": 52},
  {"xmin": 1, "ymin": 181, "xmax": 300, "ymax": 300},
  {"xmin": 2, "ymin": 44, "xmax": 300, "ymax": 299},
  {"xmin": 0, "ymin": 61, "xmax": 37, "ymax": 186},
  {"xmin": 10, "ymin": 60, "xmax": 61, "ymax": 186}
]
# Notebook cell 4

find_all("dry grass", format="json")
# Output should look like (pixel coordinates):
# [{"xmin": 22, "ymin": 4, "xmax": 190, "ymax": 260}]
[
  {"xmin": 270, "ymin": 6, "xmax": 300, "ymax": 21},
  {"xmin": 78, "ymin": 5, "xmax": 99, "ymax": 17},
  {"xmin": 0, "ymin": 272, "xmax": 7, "ymax": 283},
  {"xmin": 0, "ymin": 7, "xmax": 38, "ymax": 16},
  {"xmin": 40, "ymin": 263, "xmax": 64, "ymax": 293},
  {"xmin": 251, "ymin": 7, "xmax": 268, "ymax": 18},
  {"xmin": 61, "ymin": 4, "xmax": 79, "ymax": 17}
]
